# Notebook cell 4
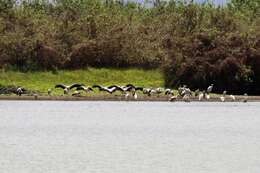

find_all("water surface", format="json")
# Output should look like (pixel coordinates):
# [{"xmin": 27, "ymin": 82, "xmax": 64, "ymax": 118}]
[{"xmin": 0, "ymin": 101, "xmax": 260, "ymax": 173}]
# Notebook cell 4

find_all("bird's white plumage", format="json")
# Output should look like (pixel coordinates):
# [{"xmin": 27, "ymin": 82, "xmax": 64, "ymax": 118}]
[
  {"xmin": 198, "ymin": 93, "xmax": 204, "ymax": 101},
  {"xmin": 230, "ymin": 95, "xmax": 235, "ymax": 101},
  {"xmin": 220, "ymin": 96, "xmax": 225, "ymax": 102}
]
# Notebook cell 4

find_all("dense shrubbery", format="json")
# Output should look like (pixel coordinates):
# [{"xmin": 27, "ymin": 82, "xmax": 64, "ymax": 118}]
[
  {"xmin": 0, "ymin": 0, "xmax": 259, "ymax": 93},
  {"xmin": 159, "ymin": 0, "xmax": 260, "ymax": 94},
  {"xmin": 162, "ymin": 32, "xmax": 260, "ymax": 94},
  {"xmin": 0, "ymin": 0, "xmax": 164, "ymax": 70}
]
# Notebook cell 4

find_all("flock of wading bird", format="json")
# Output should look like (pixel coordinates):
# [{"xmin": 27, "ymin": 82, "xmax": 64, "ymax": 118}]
[{"xmin": 12, "ymin": 83, "xmax": 249, "ymax": 102}]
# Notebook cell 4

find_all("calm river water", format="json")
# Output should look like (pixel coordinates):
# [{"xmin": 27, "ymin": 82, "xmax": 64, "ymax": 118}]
[{"xmin": 0, "ymin": 101, "xmax": 260, "ymax": 173}]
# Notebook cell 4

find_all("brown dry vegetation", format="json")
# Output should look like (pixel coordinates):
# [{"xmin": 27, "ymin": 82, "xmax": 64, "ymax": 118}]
[
  {"xmin": 162, "ymin": 32, "xmax": 260, "ymax": 94},
  {"xmin": 0, "ymin": 0, "xmax": 259, "ymax": 94}
]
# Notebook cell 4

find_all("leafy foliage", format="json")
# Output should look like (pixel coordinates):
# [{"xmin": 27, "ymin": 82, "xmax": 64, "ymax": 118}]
[{"xmin": 0, "ymin": 0, "xmax": 259, "ymax": 93}]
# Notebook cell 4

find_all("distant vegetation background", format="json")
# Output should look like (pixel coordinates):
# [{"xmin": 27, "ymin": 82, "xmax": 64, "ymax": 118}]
[{"xmin": 0, "ymin": 0, "xmax": 259, "ymax": 94}]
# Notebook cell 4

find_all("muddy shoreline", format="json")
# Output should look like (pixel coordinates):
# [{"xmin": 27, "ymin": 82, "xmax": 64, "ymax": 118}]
[{"xmin": 0, "ymin": 95, "xmax": 259, "ymax": 102}]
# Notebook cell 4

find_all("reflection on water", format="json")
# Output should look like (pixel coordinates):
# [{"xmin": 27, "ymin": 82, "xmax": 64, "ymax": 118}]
[{"xmin": 0, "ymin": 101, "xmax": 260, "ymax": 173}]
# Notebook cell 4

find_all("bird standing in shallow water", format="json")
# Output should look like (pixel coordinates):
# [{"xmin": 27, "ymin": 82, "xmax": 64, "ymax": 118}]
[
  {"xmin": 230, "ymin": 95, "xmax": 236, "ymax": 101},
  {"xmin": 220, "ymin": 91, "xmax": 226, "ymax": 102},
  {"xmin": 169, "ymin": 96, "xmax": 177, "ymax": 102},
  {"xmin": 205, "ymin": 84, "xmax": 214, "ymax": 100},
  {"xmin": 181, "ymin": 87, "xmax": 192, "ymax": 102},
  {"xmin": 181, "ymin": 88, "xmax": 192, "ymax": 97},
  {"xmin": 143, "ymin": 88, "xmax": 154, "ymax": 96},
  {"xmin": 194, "ymin": 89, "xmax": 200, "ymax": 97},
  {"xmin": 198, "ymin": 92, "xmax": 204, "ymax": 101},
  {"xmin": 16, "ymin": 87, "xmax": 25, "ymax": 96},
  {"xmin": 178, "ymin": 85, "xmax": 187, "ymax": 97},
  {"xmin": 124, "ymin": 93, "xmax": 130, "ymax": 99},
  {"xmin": 165, "ymin": 89, "xmax": 174, "ymax": 96},
  {"xmin": 133, "ymin": 92, "xmax": 138, "ymax": 99},
  {"xmin": 207, "ymin": 84, "xmax": 214, "ymax": 93},
  {"xmin": 243, "ymin": 93, "xmax": 248, "ymax": 103},
  {"xmin": 33, "ymin": 93, "xmax": 38, "ymax": 100},
  {"xmin": 155, "ymin": 88, "xmax": 163, "ymax": 97},
  {"xmin": 206, "ymin": 94, "xmax": 210, "ymax": 100},
  {"xmin": 47, "ymin": 89, "xmax": 52, "ymax": 96},
  {"xmin": 183, "ymin": 94, "xmax": 191, "ymax": 102}
]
